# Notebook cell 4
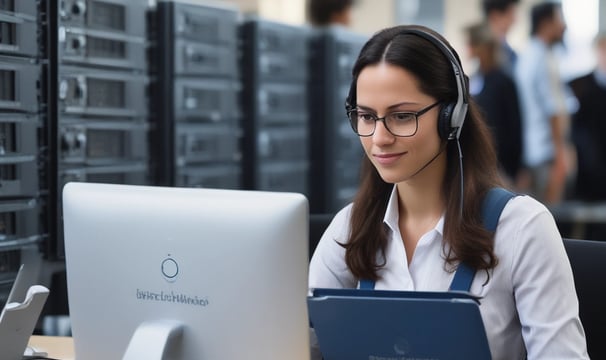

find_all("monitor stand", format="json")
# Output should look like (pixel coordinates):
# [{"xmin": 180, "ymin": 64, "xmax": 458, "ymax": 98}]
[
  {"xmin": 122, "ymin": 320, "xmax": 184, "ymax": 360},
  {"xmin": 0, "ymin": 284, "xmax": 50, "ymax": 360}
]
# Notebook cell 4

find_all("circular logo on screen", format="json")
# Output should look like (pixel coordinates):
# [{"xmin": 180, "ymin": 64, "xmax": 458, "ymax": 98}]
[
  {"xmin": 393, "ymin": 337, "xmax": 410, "ymax": 355},
  {"xmin": 161, "ymin": 256, "xmax": 179, "ymax": 282}
]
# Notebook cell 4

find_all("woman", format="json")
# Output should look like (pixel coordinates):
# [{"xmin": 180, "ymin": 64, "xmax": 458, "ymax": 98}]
[{"xmin": 309, "ymin": 25, "xmax": 587, "ymax": 359}]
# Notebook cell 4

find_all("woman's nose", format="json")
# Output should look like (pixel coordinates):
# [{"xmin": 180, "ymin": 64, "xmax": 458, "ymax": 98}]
[{"xmin": 372, "ymin": 119, "xmax": 396, "ymax": 145}]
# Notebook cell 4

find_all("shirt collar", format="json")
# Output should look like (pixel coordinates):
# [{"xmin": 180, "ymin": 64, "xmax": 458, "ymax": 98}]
[{"xmin": 383, "ymin": 185, "xmax": 445, "ymax": 236}]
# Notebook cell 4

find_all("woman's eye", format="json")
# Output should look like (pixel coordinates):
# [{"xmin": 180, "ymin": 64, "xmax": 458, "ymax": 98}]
[
  {"xmin": 359, "ymin": 113, "xmax": 375, "ymax": 121},
  {"xmin": 392, "ymin": 113, "xmax": 413, "ymax": 121}
]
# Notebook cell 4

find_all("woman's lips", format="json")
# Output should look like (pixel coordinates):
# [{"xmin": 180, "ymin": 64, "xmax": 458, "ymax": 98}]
[{"xmin": 373, "ymin": 152, "xmax": 406, "ymax": 165}]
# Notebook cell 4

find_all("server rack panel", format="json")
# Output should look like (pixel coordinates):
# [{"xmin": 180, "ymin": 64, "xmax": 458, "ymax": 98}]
[
  {"xmin": 256, "ymin": 83, "xmax": 307, "ymax": 125},
  {"xmin": 0, "ymin": 161, "xmax": 38, "ymax": 198},
  {"xmin": 0, "ymin": 56, "xmax": 40, "ymax": 113},
  {"xmin": 0, "ymin": 198, "xmax": 41, "ymax": 249},
  {"xmin": 0, "ymin": 249, "xmax": 20, "ymax": 307},
  {"xmin": 173, "ymin": 78, "xmax": 239, "ymax": 123},
  {"xmin": 58, "ymin": 66, "xmax": 148, "ymax": 117},
  {"xmin": 0, "ymin": 13, "xmax": 38, "ymax": 57},
  {"xmin": 59, "ymin": 163, "xmax": 149, "ymax": 188},
  {"xmin": 59, "ymin": 0, "xmax": 146, "ymax": 38},
  {"xmin": 0, "ymin": 0, "xmax": 38, "ymax": 17},
  {"xmin": 59, "ymin": 120, "xmax": 149, "ymax": 165},
  {"xmin": 239, "ymin": 20, "xmax": 308, "ymax": 82},
  {"xmin": 175, "ymin": 123, "xmax": 240, "ymax": 165},
  {"xmin": 173, "ymin": 39, "xmax": 238, "ymax": 77},
  {"xmin": 308, "ymin": 27, "xmax": 366, "ymax": 213},
  {"xmin": 256, "ymin": 126, "xmax": 308, "ymax": 161},
  {"xmin": 256, "ymin": 161, "xmax": 308, "ymax": 194},
  {"xmin": 175, "ymin": 163, "xmax": 241, "ymax": 189},
  {"xmin": 0, "ymin": 114, "xmax": 39, "ymax": 197},
  {"xmin": 165, "ymin": 0, "xmax": 237, "ymax": 45},
  {"xmin": 59, "ymin": 26, "xmax": 147, "ymax": 70}
]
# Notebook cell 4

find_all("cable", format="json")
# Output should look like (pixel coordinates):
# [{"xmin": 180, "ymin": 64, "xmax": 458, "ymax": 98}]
[{"xmin": 456, "ymin": 138, "xmax": 464, "ymax": 219}]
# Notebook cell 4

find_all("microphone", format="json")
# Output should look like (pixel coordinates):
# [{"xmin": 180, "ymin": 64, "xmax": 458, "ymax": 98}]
[
  {"xmin": 409, "ymin": 142, "xmax": 447, "ymax": 179},
  {"xmin": 409, "ymin": 138, "xmax": 464, "ymax": 218}
]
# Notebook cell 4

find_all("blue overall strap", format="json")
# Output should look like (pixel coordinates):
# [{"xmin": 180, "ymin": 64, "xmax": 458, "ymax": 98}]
[
  {"xmin": 449, "ymin": 187, "xmax": 516, "ymax": 291},
  {"xmin": 359, "ymin": 279, "xmax": 375, "ymax": 290}
]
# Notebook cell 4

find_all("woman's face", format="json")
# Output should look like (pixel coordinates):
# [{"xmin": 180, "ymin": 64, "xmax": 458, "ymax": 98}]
[{"xmin": 356, "ymin": 62, "xmax": 444, "ymax": 185}]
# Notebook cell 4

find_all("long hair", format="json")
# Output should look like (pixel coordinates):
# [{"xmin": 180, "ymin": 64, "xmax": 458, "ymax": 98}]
[{"xmin": 344, "ymin": 25, "xmax": 503, "ymax": 281}]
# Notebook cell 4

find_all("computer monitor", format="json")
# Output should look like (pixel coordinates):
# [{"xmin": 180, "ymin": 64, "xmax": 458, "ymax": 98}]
[{"xmin": 62, "ymin": 182, "xmax": 310, "ymax": 360}]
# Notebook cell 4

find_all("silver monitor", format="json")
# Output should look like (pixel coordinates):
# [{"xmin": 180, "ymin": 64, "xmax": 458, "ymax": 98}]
[{"xmin": 63, "ymin": 182, "xmax": 310, "ymax": 360}]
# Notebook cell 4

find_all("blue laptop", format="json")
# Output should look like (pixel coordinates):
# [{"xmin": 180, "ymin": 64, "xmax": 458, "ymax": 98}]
[{"xmin": 308, "ymin": 288, "xmax": 492, "ymax": 360}]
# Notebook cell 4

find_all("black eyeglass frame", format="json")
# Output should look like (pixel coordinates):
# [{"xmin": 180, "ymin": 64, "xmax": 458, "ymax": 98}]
[{"xmin": 347, "ymin": 101, "xmax": 442, "ymax": 137}]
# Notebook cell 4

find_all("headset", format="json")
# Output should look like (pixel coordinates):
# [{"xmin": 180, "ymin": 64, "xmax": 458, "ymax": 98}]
[{"xmin": 345, "ymin": 27, "xmax": 469, "ymax": 141}]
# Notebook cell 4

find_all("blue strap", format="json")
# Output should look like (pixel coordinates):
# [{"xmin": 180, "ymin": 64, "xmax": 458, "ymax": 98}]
[
  {"xmin": 481, "ymin": 188, "xmax": 516, "ymax": 231},
  {"xmin": 360, "ymin": 187, "xmax": 516, "ymax": 292},
  {"xmin": 449, "ymin": 187, "xmax": 516, "ymax": 291},
  {"xmin": 448, "ymin": 262, "xmax": 477, "ymax": 292},
  {"xmin": 359, "ymin": 279, "xmax": 375, "ymax": 290}
]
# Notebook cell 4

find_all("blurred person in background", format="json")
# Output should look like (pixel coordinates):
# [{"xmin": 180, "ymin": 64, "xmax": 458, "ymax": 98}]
[
  {"xmin": 515, "ymin": 2, "xmax": 577, "ymax": 204},
  {"xmin": 568, "ymin": 32, "xmax": 606, "ymax": 202},
  {"xmin": 466, "ymin": 22, "xmax": 523, "ymax": 188},
  {"xmin": 307, "ymin": 0, "xmax": 354, "ymax": 27},
  {"xmin": 482, "ymin": 0, "xmax": 520, "ymax": 74}
]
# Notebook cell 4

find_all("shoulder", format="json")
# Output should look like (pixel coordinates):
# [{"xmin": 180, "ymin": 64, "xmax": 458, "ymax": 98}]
[
  {"xmin": 494, "ymin": 194, "xmax": 563, "ymax": 260},
  {"xmin": 315, "ymin": 203, "xmax": 354, "ymax": 248},
  {"xmin": 498, "ymin": 195, "xmax": 555, "ymax": 234}
]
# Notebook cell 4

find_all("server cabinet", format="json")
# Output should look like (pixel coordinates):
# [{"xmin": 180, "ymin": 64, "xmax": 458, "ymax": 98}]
[
  {"xmin": 0, "ymin": 1, "xmax": 44, "ymax": 300},
  {"xmin": 308, "ymin": 27, "xmax": 366, "ymax": 213},
  {"xmin": 239, "ymin": 18, "xmax": 309, "ymax": 195},
  {"xmin": 43, "ymin": 0, "xmax": 151, "ymax": 258},
  {"xmin": 152, "ymin": 0, "xmax": 241, "ymax": 188}
]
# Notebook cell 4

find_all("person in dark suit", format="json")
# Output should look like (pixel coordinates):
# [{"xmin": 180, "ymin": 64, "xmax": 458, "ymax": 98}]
[
  {"xmin": 569, "ymin": 32, "xmax": 606, "ymax": 201},
  {"xmin": 306, "ymin": 0, "xmax": 354, "ymax": 27},
  {"xmin": 482, "ymin": 0, "xmax": 520, "ymax": 75},
  {"xmin": 466, "ymin": 22, "xmax": 523, "ymax": 186}
]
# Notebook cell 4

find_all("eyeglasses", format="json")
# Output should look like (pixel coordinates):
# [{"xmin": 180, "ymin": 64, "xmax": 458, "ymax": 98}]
[{"xmin": 347, "ymin": 101, "xmax": 441, "ymax": 137}]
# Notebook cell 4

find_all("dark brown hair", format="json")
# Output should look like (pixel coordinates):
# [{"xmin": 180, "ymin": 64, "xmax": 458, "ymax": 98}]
[{"xmin": 343, "ymin": 25, "xmax": 503, "ymax": 281}]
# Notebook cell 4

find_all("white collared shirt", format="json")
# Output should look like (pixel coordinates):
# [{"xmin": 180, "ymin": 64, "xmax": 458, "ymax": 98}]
[{"xmin": 309, "ymin": 186, "xmax": 588, "ymax": 359}]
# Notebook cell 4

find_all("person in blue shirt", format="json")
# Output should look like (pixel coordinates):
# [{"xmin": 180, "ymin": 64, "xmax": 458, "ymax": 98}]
[{"xmin": 514, "ymin": 2, "xmax": 577, "ymax": 204}]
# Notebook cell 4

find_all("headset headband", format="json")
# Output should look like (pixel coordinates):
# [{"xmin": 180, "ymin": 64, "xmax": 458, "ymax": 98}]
[{"xmin": 346, "ymin": 27, "xmax": 469, "ymax": 140}]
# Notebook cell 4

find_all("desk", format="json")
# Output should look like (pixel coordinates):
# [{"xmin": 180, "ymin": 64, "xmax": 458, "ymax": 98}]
[{"xmin": 28, "ymin": 335, "xmax": 74, "ymax": 360}]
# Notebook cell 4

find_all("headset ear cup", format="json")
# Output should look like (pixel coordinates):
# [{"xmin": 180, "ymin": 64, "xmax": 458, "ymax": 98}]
[{"xmin": 438, "ymin": 102, "xmax": 455, "ymax": 140}]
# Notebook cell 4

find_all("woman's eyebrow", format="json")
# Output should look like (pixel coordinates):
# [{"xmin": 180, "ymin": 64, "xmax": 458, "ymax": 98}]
[{"xmin": 356, "ymin": 101, "xmax": 420, "ymax": 112}]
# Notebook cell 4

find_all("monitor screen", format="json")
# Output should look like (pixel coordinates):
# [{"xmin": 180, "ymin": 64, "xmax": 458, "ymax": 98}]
[{"xmin": 62, "ymin": 182, "xmax": 310, "ymax": 360}]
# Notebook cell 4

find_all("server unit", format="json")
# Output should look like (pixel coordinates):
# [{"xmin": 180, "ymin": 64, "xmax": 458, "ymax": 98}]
[
  {"xmin": 152, "ymin": 0, "xmax": 241, "ymax": 189},
  {"xmin": 0, "ymin": 0, "xmax": 44, "ymax": 305},
  {"xmin": 44, "ymin": 0, "xmax": 151, "ymax": 258},
  {"xmin": 308, "ymin": 27, "xmax": 366, "ymax": 214},
  {"xmin": 239, "ymin": 19, "xmax": 309, "ymax": 195}
]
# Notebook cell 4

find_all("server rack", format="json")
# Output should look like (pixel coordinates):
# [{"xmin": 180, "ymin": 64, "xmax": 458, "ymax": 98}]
[
  {"xmin": 0, "ymin": 0, "xmax": 44, "ymax": 306},
  {"xmin": 152, "ymin": 0, "xmax": 241, "ymax": 189},
  {"xmin": 45, "ymin": 0, "xmax": 151, "ymax": 258},
  {"xmin": 308, "ymin": 27, "xmax": 366, "ymax": 214},
  {"xmin": 239, "ymin": 19, "xmax": 310, "ymax": 195}
]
